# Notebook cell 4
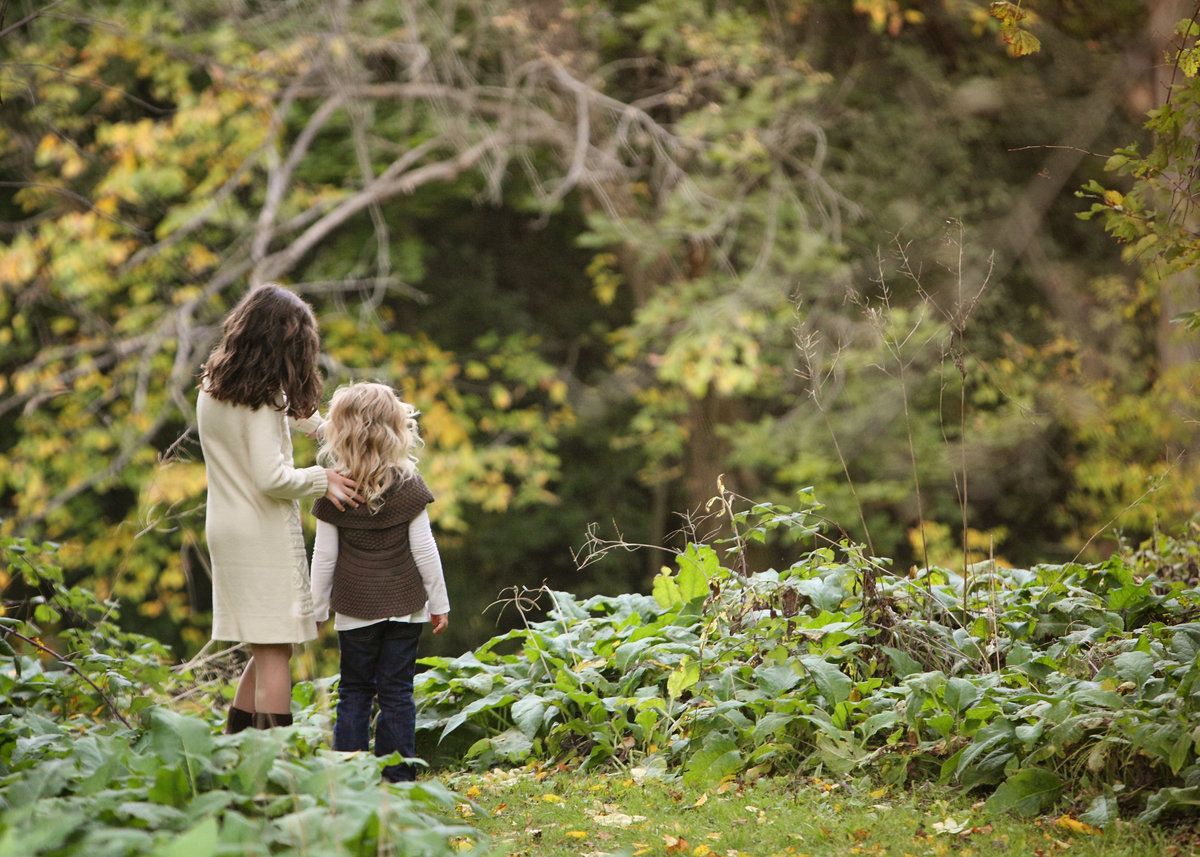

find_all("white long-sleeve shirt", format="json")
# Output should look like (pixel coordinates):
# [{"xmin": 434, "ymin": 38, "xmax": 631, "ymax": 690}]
[{"xmin": 310, "ymin": 510, "xmax": 450, "ymax": 631}]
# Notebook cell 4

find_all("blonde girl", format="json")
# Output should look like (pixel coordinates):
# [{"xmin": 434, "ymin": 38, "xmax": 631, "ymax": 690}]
[{"xmin": 310, "ymin": 382, "xmax": 449, "ymax": 782}]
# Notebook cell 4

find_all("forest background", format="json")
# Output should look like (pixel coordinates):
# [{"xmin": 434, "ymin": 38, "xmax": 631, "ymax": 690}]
[{"xmin": 3, "ymin": 0, "xmax": 1200, "ymax": 664}]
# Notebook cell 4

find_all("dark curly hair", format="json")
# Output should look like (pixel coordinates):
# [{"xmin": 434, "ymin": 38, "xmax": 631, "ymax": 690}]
[{"xmin": 201, "ymin": 284, "xmax": 323, "ymax": 418}]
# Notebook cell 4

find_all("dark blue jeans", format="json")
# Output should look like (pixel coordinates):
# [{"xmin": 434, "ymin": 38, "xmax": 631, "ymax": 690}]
[{"xmin": 334, "ymin": 621, "xmax": 423, "ymax": 782}]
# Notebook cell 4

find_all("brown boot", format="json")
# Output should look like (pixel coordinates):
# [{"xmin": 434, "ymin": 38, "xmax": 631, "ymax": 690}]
[
  {"xmin": 252, "ymin": 711, "xmax": 294, "ymax": 729},
  {"xmin": 224, "ymin": 706, "xmax": 254, "ymax": 734}
]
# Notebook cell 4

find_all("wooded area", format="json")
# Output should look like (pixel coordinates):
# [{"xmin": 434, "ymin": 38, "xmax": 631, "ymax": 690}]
[{"xmin": 3, "ymin": 0, "xmax": 1200, "ymax": 659}]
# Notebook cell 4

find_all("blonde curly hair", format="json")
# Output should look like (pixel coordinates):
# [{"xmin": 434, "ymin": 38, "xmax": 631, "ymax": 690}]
[{"xmin": 317, "ymin": 382, "xmax": 421, "ymax": 512}]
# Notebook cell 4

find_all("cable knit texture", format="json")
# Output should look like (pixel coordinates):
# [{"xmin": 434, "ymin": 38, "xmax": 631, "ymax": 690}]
[
  {"xmin": 198, "ymin": 389, "xmax": 326, "ymax": 644},
  {"xmin": 312, "ymin": 475, "xmax": 434, "ymax": 621}
]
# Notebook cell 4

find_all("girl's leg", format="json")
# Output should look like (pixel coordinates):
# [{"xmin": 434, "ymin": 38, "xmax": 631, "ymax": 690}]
[
  {"xmin": 249, "ymin": 643, "xmax": 293, "ymax": 726},
  {"xmin": 334, "ymin": 625, "xmax": 383, "ymax": 752},
  {"xmin": 374, "ymin": 621, "xmax": 422, "ymax": 782},
  {"xmin": 232, "ymin": 655, "xmax": 258, "ymax": 709},
  {"xmin": 225, "ymin": 654, "xmax": 257, "ymax": 734}
]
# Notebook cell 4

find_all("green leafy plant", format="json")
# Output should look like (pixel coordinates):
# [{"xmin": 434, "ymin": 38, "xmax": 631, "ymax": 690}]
[
  {"xmin": 415, "ymin": 497, "xmax": 1200, "ymax": 823},
  {"xmin": 0, "ymin": 536, "xmax": 492, "ymax": 857}
]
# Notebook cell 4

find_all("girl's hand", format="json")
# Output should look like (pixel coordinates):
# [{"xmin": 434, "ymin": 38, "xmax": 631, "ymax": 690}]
[
  {"xmin": 430, "ymin": 613, "xmax": 449, "ymax": 635},
  {"xmin": 324, "ymin": 469, "xmax": 361, "ymax": 510}
]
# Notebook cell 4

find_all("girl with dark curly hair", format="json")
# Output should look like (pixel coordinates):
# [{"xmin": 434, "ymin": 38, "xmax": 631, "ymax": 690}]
[{"xmin": 198, "ymin": 284, "xmax": 360, "ymax": 732}]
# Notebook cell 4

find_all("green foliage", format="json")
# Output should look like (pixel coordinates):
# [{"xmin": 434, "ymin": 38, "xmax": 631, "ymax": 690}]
[
  {"xmin": 0, "ymin": 707, "xmax": 491, "ymax": 857},
  {"xmin": 989, "ymin": 1, "xmax": 1042, "ymax": 58},
  {"xmin": 415, "ymin": 499, "xmax": 1200, "ymax": 823},
  {"xmin": 1076, "ymin": 12, "xmax": 1200, "ymax": 296},
  {"xmin": 1, "ymin": 536, "xmax": 173, "ymax": 725},
  {"xmin": 0, "ymin": 536, "xmax": 491, "ymax": 857}
]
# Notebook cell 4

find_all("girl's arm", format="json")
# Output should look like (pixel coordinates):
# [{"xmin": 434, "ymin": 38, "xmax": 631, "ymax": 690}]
[
  {"xmin": 409, "ymin": 510, "xmax": 449, "ymax": 616},
  {"xmin": 246, "ymin": 405, "xmax": 328, "ymax": 500},
  {"xmin": 289, "ymin": 411, "xmax": 325, "ymax": 439},
  {"xmin": 310, "ymin": 519, "xmax": 339, "ymax": 623}
]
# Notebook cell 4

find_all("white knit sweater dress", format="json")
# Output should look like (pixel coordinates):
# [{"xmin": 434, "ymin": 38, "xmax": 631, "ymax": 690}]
[{"xmin": 198, "ymin": 388, "xmax": 328, "ymax": 644}]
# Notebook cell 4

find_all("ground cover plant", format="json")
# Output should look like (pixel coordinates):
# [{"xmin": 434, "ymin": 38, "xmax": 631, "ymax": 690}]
[
  {"xmin": 0, "ymin": 536, "xmax": 491, "ymax": 857},
  {"xmin": 415, "ymin": 492, "xmax": 1200, "ymax": 826},
  {"xmin": 6, "ymin": 495, "xmax": 1200, "ymax": 857}
]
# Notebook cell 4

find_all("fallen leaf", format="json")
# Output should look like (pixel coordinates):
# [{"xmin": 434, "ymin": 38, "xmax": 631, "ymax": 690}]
[
  {"xmin": 591, "ymin": 812, "xmax": 646, "ymax": 827},
  {"xmin": 1055, "ymin": 815, "xmax": 1101, "ymax": 835},
  {"xmin": 565, "ymin": 831, "xmax": 588, "ymax": 839},
  {"xmin": 691, "ymin": 793, "xmax": 709, "ymax": 809},
  {"xmin": 573, "ymin": 658, "xmax": 608, "ymax": 672},
  {"xmin": 541, "ymin": 794, "xmax": 565, "ymax": 803},
  {"xmin": 663, "ymin": 835, "xmax": 690, "ymax": 854},
  {"xmin": 931, "ymin": 817, "xmax": 968, "ymax": 836}
]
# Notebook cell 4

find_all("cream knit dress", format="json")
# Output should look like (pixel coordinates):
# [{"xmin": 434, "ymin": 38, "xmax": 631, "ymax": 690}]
[{"xmin": 198, "ymin": 388, "xmax": 328, "ymax": 644}]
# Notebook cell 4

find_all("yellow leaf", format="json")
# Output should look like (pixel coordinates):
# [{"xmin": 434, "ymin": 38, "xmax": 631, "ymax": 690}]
[
  {"xmin": 664, "ymin": 835, "xmax": 690, "ymax": 854},
  {"xmin": 1055, "ymin": 815, "xmax": 1101, "ymax": 835},
  {"xmin": 1103, "ymin": 189, "xmax": 1124, "ymax": 207},
  {"xmin": 691, "ymin": 793, "xmax": 709, "ymax": 809},
  {"xmin": 591, "ymin": 812, "xmax": 645, "ymax": 826},
  {"xmin": 565, "ymin": 831, "xmax": 588, "ymax": 839},
  {"xmin": 573, "ymin": 658, "xmax": 607, "ymax": 672},
  {"xmin": 541, "ymin": 793, "xmax": 565, "ymax": 803},
  {"xmin": 186, "ymin": 244, "xmax": 219, "ymax": 273}
]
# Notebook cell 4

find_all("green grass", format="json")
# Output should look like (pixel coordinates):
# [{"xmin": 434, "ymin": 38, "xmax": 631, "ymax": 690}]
[{"xmin": 444, "ymin": 766, "xmax": 1181, "ymax": 857}]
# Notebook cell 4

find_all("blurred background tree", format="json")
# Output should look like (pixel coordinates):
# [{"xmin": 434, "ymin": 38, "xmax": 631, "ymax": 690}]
[{"xmin": 2, "ymin": 0, "xmax": 1198, "ymax": 661}]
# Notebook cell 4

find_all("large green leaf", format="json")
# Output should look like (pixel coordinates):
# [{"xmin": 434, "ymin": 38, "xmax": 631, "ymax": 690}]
[
  {"xmin": 799, "ymin": 656, "xmax": 851, "ymax": 706},
  {"xmin": 943, "ymin": 677, "xmax": 978, "ymax": 715},
  {"xmin": 682, "ymin": 735, "xmax": 742, "ymax": 787},
  {"xmin": 1112, "ymin": 651, "xmax": 1156, "ymax": 689},
  {"xmin": 511, "ymin": 695, "xmax": 548, "ymax": 739},
  {"xmin": 985, "ymin": 768, "xmax": 1063, "ymax": 817}
]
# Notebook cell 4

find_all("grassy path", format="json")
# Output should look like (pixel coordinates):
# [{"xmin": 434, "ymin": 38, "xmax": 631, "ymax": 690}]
[{"xmin": 443, "ymin": 767, "xmax": 1182, "ymax": 857}]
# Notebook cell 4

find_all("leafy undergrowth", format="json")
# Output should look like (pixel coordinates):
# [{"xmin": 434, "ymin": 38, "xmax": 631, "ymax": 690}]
[
  {"xmin": 416, "ymin": 496, "xmax": 1200, "ymax": 826},
  {"xmin": 0, "ymin": 536, "xmax": 490, "ymax": 857},
  {"xmin": 7, "ymin": 486, "xmax": 1200, "ymax": 857},
  {"xmin": 450, "ymin": 764, "xmax": 1176, "ymax": 857}
]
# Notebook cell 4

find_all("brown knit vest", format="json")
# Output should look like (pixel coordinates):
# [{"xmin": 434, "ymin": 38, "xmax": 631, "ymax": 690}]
[{"xmin": 312, "ymin": 475, "xmax": 434, "ymax": 620}]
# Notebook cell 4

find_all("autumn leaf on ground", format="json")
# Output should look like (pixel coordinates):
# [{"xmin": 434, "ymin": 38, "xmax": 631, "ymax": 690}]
[
  {"xmin": 931, "ymin": 817, "xmax": 969, "ymax": 835},
  {"xmin": 663, "ymin": 835, "xmax": 690, "ymax": 854},
  {"xmin": 588, "ymin": 811, "xmax": 646, "ymax": 826},
  {"xmin": 1056, "ymin": 815, "xmax": 1101, "ymax": 836}
]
